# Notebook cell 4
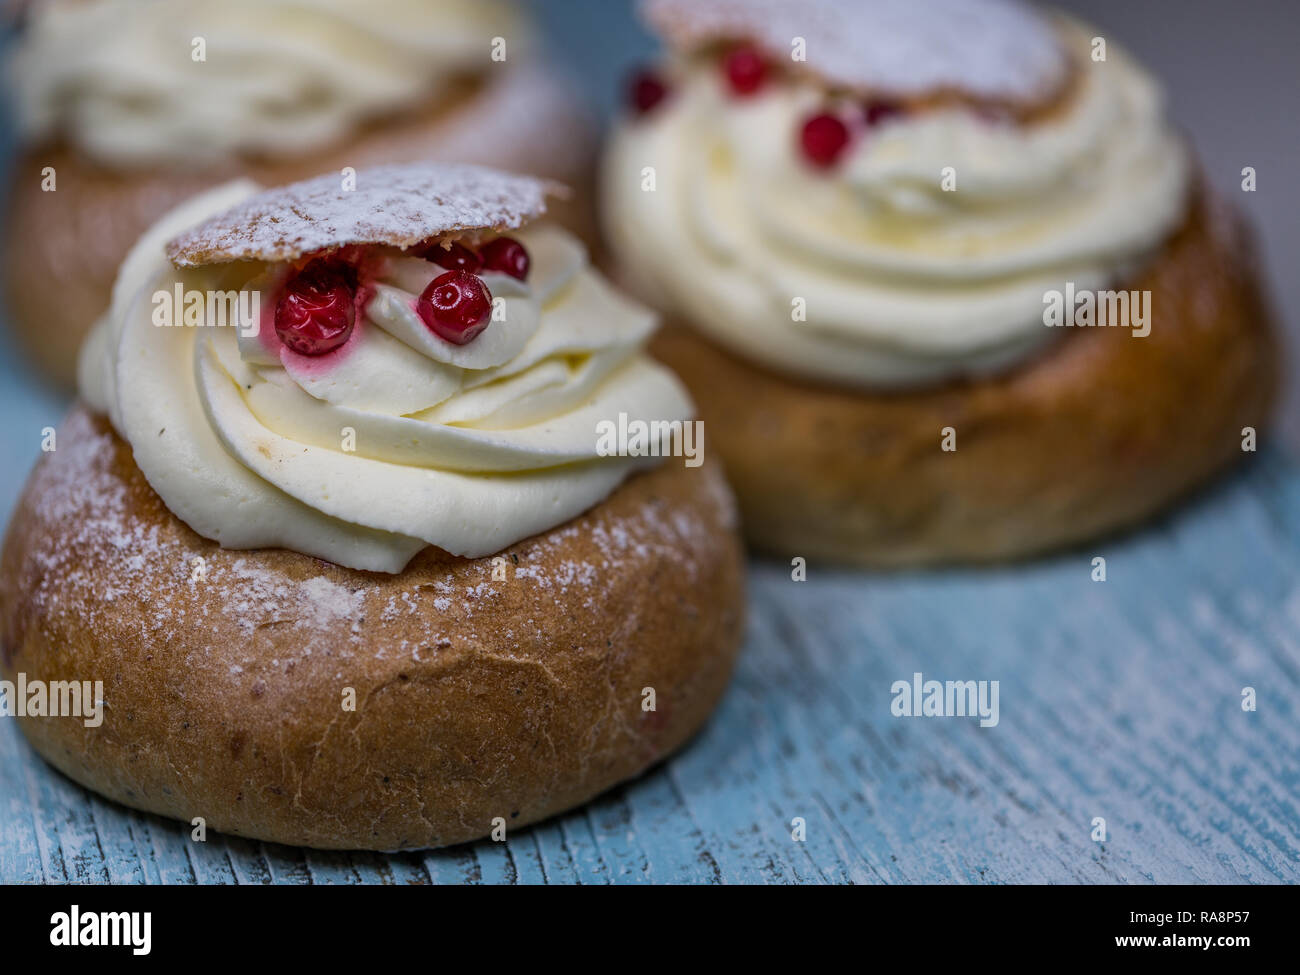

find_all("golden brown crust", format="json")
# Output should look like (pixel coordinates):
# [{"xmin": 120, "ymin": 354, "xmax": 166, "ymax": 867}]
[
  {"xmin": 649, "ymin": 187, "xmax": 1280, "ymax": 565},
  {"xmin": 0, "ymin": 407, "xmax": 744, "ymax": 850},
  {"xmin": 2, "ymin": 64, "xmax": 596, "ymax": 387},
  {"xmin": 4, "ymin": 146, "xmax": 213, "ymax": 387}
]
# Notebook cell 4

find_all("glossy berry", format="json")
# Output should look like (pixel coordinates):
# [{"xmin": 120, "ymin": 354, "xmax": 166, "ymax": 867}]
[
  {"xmin": 274, "ymin": 262, "xmax": 356, "ymax": 356},
  {"xmin": 426, "ymin": 241, "xmax": 483, "ymax": 273},
  {"xmin": 480, "ymin": 236, "xmax": 530, "ymax": 281},
  {"xmin": 799, "ymin": 112, "xmax": 851, "ymax": 169},
  {"xmin": 864, "ymin": 99, "xmax": 903, "ymax": 127},
  {"xmin": 722, "ymin": 44, "xmax": 767, "ymax": 96},
  {"xmin": 628, "ymin": 68, "xmax": 669, "ymax": 115},
  {"xmin": 417, "ymin": 270, "xmax": 493, "ymax": 345}
]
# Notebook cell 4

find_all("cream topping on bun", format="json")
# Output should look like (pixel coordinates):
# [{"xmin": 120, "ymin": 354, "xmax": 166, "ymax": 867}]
[
  {"xmin": 603, "ymin": 2, "xmax": 1191, "ymax": 386},
  {"xmin": 80, "ymin": 164, "xmax": 693, "ymax": 572},
  {"xmin": 13, "ymin": 0, "xmax": 527, "ymax": 166}
]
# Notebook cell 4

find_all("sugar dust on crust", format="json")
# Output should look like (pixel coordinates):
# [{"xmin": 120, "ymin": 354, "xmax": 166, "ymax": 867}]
[
  {"xmin": 0, "ymin": 407, "xmax": 747, "ymax": 850},
  {"xmin": 642, "ymin": 0, "xmax": 1068, "ymax": 103},
  {"xmin": 166, "ymin": 162, "xmax": 564, "ymax": 269},
  {"xmin": 1, "ymin": 406, "xmax": 739, "ymax": 676}
]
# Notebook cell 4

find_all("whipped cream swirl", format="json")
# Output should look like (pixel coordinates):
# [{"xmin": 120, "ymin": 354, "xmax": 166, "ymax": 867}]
[
  {"xmin": 602, "ymin": 19, "xmax": 1191, "ymax": 386},
  {"xmin": 80, "ymin": 182, "xmax": 692, "ymax": 572},
  {"xmin": 13, "ymin": 0, "xmax": 524, "ymax": 166}
]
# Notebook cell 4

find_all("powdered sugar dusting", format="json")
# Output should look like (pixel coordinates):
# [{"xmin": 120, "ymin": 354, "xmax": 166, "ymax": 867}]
[
  {"xmin": 220, "ymin": 562, "xmax": 367, "ymax": 634},
  {"xmin": 166, "ymin": 162, "xmax": 559, "ymax": 268},
  {"xmin": 3, "ymin": 411, "xmax": 376, "ymax": 648},
  {"xmin": 4, "ymin": 410, "xmax": 738, "ymax": 676},
  {"xmin": 643, "ymin": 0, "xmax": 1067, "ymax": 101}
]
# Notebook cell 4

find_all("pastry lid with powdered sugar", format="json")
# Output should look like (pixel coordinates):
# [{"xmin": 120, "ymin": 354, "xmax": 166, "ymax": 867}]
[
  {"xmin": 167, "ymin": 163, "xmax": 561, "ymax": 268},
  {"xmin": 642, "ymin": 0, "xmax": 1070, "ymax": 105}
]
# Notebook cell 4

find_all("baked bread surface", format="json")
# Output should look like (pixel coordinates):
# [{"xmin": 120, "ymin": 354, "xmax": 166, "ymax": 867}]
[
  {"xmin": 650, "ymin": 186, "xmax": 1280, "ymax": 564},
  {"xmin": 0, "ymin": 407, "xmax": 745, "ymax": 850}
]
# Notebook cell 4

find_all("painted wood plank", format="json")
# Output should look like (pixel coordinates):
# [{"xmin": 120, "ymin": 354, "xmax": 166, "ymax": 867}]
[
  {"xmin": 527, "ymin": 821, "xmax": 581, "ymax": 885},
  {"xmin": 0, "ymin": 698, "xmax": 43, "ymax": 883},
  {"xmin": 3, "ymin": 456, "xmax": 1300, "ymax": 884}
]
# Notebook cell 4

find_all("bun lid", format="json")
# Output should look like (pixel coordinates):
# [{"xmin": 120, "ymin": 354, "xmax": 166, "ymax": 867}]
[
  {"xmin": 641, "ymin": 0, "xmax": 1069, "ymax": 105},
  {"xmin": 167, "ymin": 163, "xmax": 561, "ymax": 268}
]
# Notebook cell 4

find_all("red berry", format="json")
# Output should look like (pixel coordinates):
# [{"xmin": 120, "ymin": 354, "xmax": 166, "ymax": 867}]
[
  {"xmin": 722, "ymin": 44, "xmax": 767, "ymax": 96},
  {"xmin": 628, "ymin": 68, "xmax": 669, "ymax": 115},
  {"xmin": 864, "ymin": 99, "xmax": 903, "ymax": 127},
  {"xmin": 480, "ymin": 236, "xmax": 530, "ymax": 281},
  {"xmin": 417, "ymin": 270, "xmax": 492, "ymax": 345},
  {"xmin": 422, "ymin": 241, "xmax": 483, "ymax": 273},
  {"xmin": 799, "ymin": 112, "xmax": 851, "ymax": 169},
  {"xmin": 274, "ymin": 262, "xmax": 356, "ymax": 356}
]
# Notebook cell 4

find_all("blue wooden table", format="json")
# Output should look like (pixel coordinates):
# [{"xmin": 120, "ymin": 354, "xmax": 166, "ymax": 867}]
[{"xmin": 3, "ymin": 431, "xmax": 1298, "ymax": 882}]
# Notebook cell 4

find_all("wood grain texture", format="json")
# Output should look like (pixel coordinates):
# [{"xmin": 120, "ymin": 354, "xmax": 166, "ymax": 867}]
[{"xmin": 2, "ymin": 455, "xmax": 1298, "ymax": 885}]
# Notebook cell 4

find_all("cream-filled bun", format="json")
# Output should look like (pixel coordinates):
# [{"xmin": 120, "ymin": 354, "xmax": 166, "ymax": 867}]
[
  {"xmin": 4, "ymin": 0, "xmax": 597, "ymax": 386},
  {"xmin": 1, "ymin": 163, "xmax": 745, "ymax": 850},
  {"xmin": 602, "ymin": 0, "xmax": 1279, "ymax": 564}
]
